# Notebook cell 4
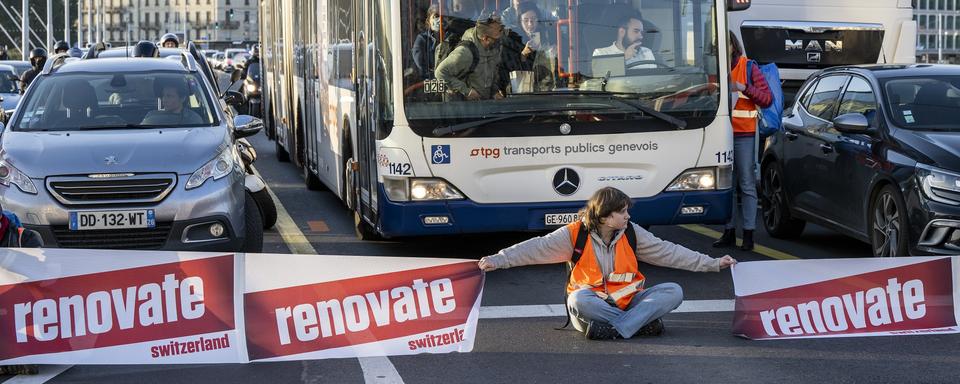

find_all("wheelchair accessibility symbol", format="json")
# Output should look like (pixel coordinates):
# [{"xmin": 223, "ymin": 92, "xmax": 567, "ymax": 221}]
[{"xmin": 431, "ymin": 145, "xmax": 451, "ymax": 164}]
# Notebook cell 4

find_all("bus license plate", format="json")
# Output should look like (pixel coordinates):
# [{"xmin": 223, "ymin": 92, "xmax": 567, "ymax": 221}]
[
  {"xmin": 544, "ymin": 213, "xmax": 578, "ymax": 226},
  {"xmin": 69, "ymin": 210, "xmax": 156, "ymax": 231}
]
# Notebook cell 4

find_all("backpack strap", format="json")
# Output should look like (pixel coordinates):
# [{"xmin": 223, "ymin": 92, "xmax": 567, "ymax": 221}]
[
  {"xmin": 457, "ymin": 40, "xmax": 481, "ymax": 78},
  {"xmin": 625, "ymin": 224, "xmax": 637, "ymax": 254}
]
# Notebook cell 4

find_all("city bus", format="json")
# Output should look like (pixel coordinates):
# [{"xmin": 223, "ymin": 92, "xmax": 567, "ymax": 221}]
[
  {"xmin": 260, "ymin": 0, "xmax": 750, "ymax": 239},
  {"xmin": 728, "ymin": 0, "xmax": 916, "ymax": 101}
]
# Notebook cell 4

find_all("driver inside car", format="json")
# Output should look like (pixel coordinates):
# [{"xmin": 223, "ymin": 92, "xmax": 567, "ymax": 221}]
[
  {"xmin": 592, "ymin": 12, "xmax": 656, "ymax": 69},
  {"xmin": 141, "ymin": 79, "xmax": 204, "ymax": 125}
]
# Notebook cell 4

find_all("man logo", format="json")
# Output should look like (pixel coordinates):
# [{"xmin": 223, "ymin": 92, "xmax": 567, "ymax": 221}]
[{"xmin": 552, "ymin": 168, "xmax": 580, "ymax": 196}]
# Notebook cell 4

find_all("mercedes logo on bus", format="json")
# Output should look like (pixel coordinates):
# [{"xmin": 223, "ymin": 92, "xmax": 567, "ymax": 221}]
[{"xmin": 553, "ymin": 168, "xmax": 580, "ymax": 196}]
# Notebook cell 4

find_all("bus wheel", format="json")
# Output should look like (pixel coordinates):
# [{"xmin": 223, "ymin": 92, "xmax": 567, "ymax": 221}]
[
  {"xmin": 304, "ymin": 162, "xmax": 326, "ymax": 191},
  {"xmin": 344, "ymin": 157, "xmax": 355, "ymax": 211},
  {"xmin": 354, "ymin": 211, "xmax": 382, "ymax": 241}
]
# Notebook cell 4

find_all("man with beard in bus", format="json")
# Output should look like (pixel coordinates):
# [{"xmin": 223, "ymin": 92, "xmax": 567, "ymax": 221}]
[
  {"xmin": 592, "ymin": 12, "xmax": 656, "ymax": 69},
  {"xmin": 435, "ymin": 16, "xmax": 506, "ymax": 101}
]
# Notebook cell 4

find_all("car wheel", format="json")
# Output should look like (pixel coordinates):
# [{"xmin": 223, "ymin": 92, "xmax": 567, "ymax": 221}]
[
  {"xmin": 761, "ymin": 161, "xmax": 805, "ymax": 238},
  {"xmin": 870, "ymin": 185, "xmax": 909, "ymax": 257},
  {"xmin": 251, "ymin": 188, "xmax": 277, "ymax": 230},
  {"xmin": 276, "ymin": 140, "xmax": 290, "ymax": 162},
  {"xmin": 354, "ymin": 211, "xmax": 382, "ymax": 241},
  {"xmin": 242, "ymin": 192, "xmax": 264, "ymax": 253}
]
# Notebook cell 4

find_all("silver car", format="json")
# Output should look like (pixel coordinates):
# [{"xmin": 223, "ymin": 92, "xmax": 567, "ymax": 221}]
[{"xmin": 0, "ymin": 54, "xmax": 264, "ymax": 252}]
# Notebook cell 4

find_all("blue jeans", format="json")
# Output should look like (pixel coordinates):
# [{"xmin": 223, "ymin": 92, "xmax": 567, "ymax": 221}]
[
  {"xmin": 726, "ymin": 136, "xmax": 758, "ymax": 231},
  {"xmin": 567, "ymin": 283, "xmax": 683, "ymax": 338}
]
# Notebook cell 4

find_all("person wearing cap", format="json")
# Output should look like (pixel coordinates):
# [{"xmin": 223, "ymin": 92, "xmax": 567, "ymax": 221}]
[
  {"xmin": 53, "ymin": 41, "xmax": 69, "ymax": 55},
  {"xmin": 19, "ymin": 48, "xmax": 47, "ymax": 94},
  {"xmin": 160, "ymin": 33, "xmax": 180, "ymax": 48},
  {"xmin": 0, "ymin": 205, "xmax": 43, "ymax": 375}
]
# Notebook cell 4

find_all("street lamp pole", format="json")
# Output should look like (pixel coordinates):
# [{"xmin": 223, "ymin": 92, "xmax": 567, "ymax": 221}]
[{"xmin": 20, "ymin": 0, "xmax": 27, "ymax": 57}]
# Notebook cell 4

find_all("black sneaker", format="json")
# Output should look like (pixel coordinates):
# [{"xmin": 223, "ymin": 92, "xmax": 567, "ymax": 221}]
[
  {"xmin": 585, "ymin": 321, "xmax": 623, "ymax": 340},
  {"xmin": 0, "ymin": 365, "xmax": 39, "ymax": 375},
  {"xmin": 636, "ymin": 318, "xmax": 665, "ymax": 337}
]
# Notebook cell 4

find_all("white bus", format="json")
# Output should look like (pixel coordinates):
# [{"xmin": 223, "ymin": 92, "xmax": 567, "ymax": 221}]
[
  {"xmin": 728, "ymin": 0, "xmax": 916, "ymax": 99},
  {"xmin": 261, "ymin": 0, "xmax": 750, "ymax": 239}
]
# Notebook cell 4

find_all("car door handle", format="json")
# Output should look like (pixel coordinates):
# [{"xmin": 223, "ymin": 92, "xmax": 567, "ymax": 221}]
[
  {"xmin": 820, "ymin": 143, "xmax": 834, "ymax": 154},
  {"xmin": 784, "ymin": 131, "xmax": 799, "ymax": 141}
]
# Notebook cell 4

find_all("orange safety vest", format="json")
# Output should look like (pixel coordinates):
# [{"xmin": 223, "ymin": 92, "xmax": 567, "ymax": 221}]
[
  {"xmin": 731, "ymin": 55, "xmax": 758, "ymax": 135},
  {"xmin": 565, "ymin": 221, "xmax": 646, "ymax": 310}
]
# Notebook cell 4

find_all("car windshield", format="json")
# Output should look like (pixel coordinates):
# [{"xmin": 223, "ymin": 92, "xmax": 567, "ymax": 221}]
[
  {"xmin": 885, "ymin": 76, "xmax": 960, "ymax": 130},
  {"xmin": 11, "ymin": 71, "xmax": 218, "ymax": 131},
  {"xmin": 0, "ymin": 71, "xmax": 17, "ymax": 93},
  {"xmin": 400, "ymin": 0, "xmax": 719, "ymax": 137}
]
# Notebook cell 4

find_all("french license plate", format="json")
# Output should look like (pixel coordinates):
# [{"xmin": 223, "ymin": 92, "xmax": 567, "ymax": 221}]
[
  {"xmin": 544, "ymin": 213, "xmax": 579, "ymax": 226},
  {"xmin": 69, "ymin": 210, "xmax": 156, "ymax": 231}
]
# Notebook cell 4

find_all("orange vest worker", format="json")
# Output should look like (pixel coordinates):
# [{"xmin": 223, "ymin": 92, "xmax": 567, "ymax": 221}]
[
  {"xmin": 565, "ymin": 221, "xmax": 646, "ymax": 310},
  {"xmin": 731, "ymin": 55, "xmax": 759, "ymax": 135}
]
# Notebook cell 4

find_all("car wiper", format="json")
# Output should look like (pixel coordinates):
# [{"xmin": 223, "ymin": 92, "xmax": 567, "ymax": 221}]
[
  {"xmin": 431, "ymin": 106, "xmax": 616, "ymax": 137},
  {"xmin": 609, "ymin": 97, "xmax": 687, "ymax": 129}
]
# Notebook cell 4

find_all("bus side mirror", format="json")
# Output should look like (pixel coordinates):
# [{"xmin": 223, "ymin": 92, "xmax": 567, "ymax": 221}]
[{"xmin": 727, "ymin": 0, "xmax": 751, "ymax": 11}]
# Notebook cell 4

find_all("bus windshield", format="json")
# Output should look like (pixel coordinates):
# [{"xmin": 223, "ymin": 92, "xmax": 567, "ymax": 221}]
[{"xmin": 400, "ymin": 0, "xmax": 720, "ymax": 137}]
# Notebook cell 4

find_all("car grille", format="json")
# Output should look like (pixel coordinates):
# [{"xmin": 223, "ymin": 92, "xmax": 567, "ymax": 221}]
[
  {"xmin": 51, "ymin": 223, "xmax": 172, "ymax": 249},
  {"xmin": 47, "ymin": 174, "xmax": 177, "ymax": 206}
]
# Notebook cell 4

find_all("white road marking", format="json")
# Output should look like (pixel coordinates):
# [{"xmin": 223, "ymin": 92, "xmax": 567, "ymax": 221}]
[
  {"xmin": 266, "ymin": 177, "xmax": 405, "ymax": 384},
  {"xmin": 479, "ymin": 299, "xmax": 735, "ymax": 319},
  {"xmin": 3, "ymin": 365, "xmax": 71, "ymax": 384}
]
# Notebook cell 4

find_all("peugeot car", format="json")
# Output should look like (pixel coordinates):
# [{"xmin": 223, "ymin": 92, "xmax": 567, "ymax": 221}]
[
  {"xmin": 761, "ymin": 64, "xmax": 960, "ymax": 257},
  {"xmin": 0, "ymin": 54, "xmax": 264, "ymax": 251}
]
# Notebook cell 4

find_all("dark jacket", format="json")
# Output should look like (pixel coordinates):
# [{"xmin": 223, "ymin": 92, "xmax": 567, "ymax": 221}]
[
  {"xmin": 19, "ymin": 68, "xmax": 39, "ymax": 95},
  {"xmin": 412, "ymin": 30, "xmax": 438, "ymax": 80},
  {"xmin": 0, "ymin": 225, "xmax": 43, "ymax": 248}
]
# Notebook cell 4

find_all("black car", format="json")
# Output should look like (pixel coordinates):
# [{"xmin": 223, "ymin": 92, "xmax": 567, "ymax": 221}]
[{"xmin": 761, "ymin": 64, "xmax": 960, "ymax": 257}]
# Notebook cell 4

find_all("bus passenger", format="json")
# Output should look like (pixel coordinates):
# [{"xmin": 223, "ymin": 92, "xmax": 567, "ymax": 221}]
[
  {"xmin": 712, "ymin": 31, "xmax": 771, "ymax": 252},
  {"xmin": 479, "ymin": 187, "xmax": 736, "ymax": 340},
  {"xmin": 513, "ymin": 1, "xmax": 555, "ymax": 91},
  {"xmin": 450, "ymin": 0, "xmax": 482, "ymax": 21},
  {"xmin": 435, "ymin": 17, "xmax": 506, "ymax": 100},
  {"xmin": 592, "ymin": 12, "xmax": 656, "ymax": 69},
  {"xmin": 500, "ymin": 0, "xmax": 522, "ymax": 30},
  {"xmin": 413, "ymin": 4, "xmax": 441, "ymax": 80}
]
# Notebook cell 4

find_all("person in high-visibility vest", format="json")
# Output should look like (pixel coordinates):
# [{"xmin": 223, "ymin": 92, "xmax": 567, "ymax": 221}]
[
  {"xmin": 479, "ymin": 187, "xmax": 736, "ymax": 340},
  {"xmin": 713, "ymin": 31, "xmax": 772, "ymax": 252}
]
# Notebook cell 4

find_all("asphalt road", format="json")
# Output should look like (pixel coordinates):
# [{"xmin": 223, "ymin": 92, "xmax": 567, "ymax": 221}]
[{"xmin": 3, "ymin": 75, "xmax": 958, "ymax": 383}]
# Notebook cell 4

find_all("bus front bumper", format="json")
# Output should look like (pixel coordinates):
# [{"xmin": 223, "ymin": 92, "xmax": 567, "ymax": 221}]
[{"xmin": 376, "ymin": 185, "xmax": 733, "ymax": 237}]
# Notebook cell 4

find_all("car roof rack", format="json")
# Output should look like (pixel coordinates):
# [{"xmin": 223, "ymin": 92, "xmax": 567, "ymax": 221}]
[{"xmin": 40, "ymin": 53, "xmax": 75, "ymax": 76}]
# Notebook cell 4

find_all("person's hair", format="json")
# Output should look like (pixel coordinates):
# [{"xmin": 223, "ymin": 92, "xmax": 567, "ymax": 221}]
[
  {"xmin": 425, "ymin": 3, "xmax": 440, "ymax": 29},
  {"xmin": 578, "ymin": 187, "xmax": 633, "ymax": 233},
  {"xmin": 476, "ymin": 15, "xmax": 504, "ymax": 38},
  {"xmin": 616, "ymin": 11, "xmax": 643, "ymax": 30},
  {"xmin": 728, "ymin": 30, "xmax": 743, "ymax": 63},
  {"xmin": 516, "ymin": 1, "xmax": 540, "ymax": 26}
]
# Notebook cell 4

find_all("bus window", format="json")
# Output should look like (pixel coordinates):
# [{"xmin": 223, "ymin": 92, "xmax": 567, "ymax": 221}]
[{"xmin": 400, "ymin": 0, "xmax": 720, "ymax": 138}]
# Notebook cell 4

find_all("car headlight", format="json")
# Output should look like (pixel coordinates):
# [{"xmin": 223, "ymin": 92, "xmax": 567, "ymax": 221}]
[
  {"xmin": 186, "ymin": 146, "xmax": 238, "ymax": 190},
  {"xmin": 666, "ymin": 167, "xmax": 724, "ymax": 192},
  {"xmin": 917, "ymin": 164, "xmax": 960, "ymax": 205},
  {"xmin": 0, "ymin": 160, "xmax": 37, "ymax": 194},
  {"xmin": 382, "ymin": 177, "xmax": 464, "ymax": 202},
  {"xmin": 245, "ymin": 82, "xmax": 259, "ymax": 93}
]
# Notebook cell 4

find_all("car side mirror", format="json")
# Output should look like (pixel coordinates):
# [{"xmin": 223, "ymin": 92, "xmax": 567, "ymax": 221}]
[
  {"xmin": 224, "ymin": 90, "xmax": 245, "ymax": 106},
  {"xmin": 234, "ymin": 115, "xmax": 263, "ymax": 138},
  {"xmin": 833, "ymin": 113, "xmax": 871, "ymax": 134}
]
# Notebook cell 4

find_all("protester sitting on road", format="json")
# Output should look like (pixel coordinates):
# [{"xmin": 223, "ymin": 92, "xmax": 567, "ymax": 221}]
[
  {"xmin": 435, "ymin": 16, "xmax": 506, "ymax": 100},
  {"xmin": 141, "ymin": 80, "xmax": 203, "ymax": 125},
  {"xmin": 478, "ymin": 186, "xmax": 736, "ymax": 340},
  {"xmin": 0, "ymin": 204, "xmax": 43, "ymax": 376},
  {"xmin": 592, "ymin": 12, "xmax": 656, "ymax": 69}
]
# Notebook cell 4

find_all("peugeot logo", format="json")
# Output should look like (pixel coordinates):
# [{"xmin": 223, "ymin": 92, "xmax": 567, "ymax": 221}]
[
  {"xmin": 553, "ymin": 168, "xmax": 580, "ymax": 196},
  {"xmin": 104, "ymin": 155, "xmax": 119, "ymax": 165}
]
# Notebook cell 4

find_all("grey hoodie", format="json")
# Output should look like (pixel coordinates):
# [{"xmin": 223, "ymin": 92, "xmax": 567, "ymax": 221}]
[
  {"xmin": 435, "ymin": 27, "xmax": 503, "ymax": 99},
  {"xmin": 484, "ymin": 222, "xmax": 721, "ymax": 280}
]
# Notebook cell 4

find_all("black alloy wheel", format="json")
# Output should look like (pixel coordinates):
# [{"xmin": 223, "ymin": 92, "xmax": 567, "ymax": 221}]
[
  {"xmin": 760, "ymin": 162, "xmax": 805, "ymax": 238},
  {"xmin": 870, "ymin": 185, "xmax": 909, "ymax": 257}
]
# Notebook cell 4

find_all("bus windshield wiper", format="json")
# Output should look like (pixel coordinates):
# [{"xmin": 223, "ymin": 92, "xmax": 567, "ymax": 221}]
[
  {"xmin": 431, "ymin": 106, "xmax": 616, "ymax": 136},
  {"xmin": 511, "ymin": 91, "xmax": 687, "ymax": 129}
]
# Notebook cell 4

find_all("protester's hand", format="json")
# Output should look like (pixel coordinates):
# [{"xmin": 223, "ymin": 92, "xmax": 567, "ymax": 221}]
[
  {"xmin": 466, "ymin": 88, "xmax": 481, "ymax": 101},
  {"xmin": 718, "ymin": 255, "xmax": 737, "ymax": 269},
  {"xmin": 625, "ymin": 42, "xmax": 641, "ymax": 60},
  {"xmin": 522, "ymin": 45, "xmax": 535, "ymax": 58},
  {"xmin": 732, "ymin": 82, "xmax": 746, "ymax": 92},
  {"xmin": 478, "ymin": 257, "xmax": 496, "ymax": 272}
]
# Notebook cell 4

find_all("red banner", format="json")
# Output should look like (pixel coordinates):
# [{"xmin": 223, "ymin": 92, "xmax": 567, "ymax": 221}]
[
  {"xmin": 0, "ymin": 255, "xmax": 235, "ymax": 360},
  {"xmin": 244, "ymin": 261, "xmax": 483, "ymax": 360},
  {"xmin": 733, "ymin": 258, "xmax": 956, "ymax": 339}
]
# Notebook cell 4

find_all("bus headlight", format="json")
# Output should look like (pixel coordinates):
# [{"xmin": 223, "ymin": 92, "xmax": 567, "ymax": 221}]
[
  {"xmin": 666, "ymin": 167, "xmax": 725, "ymax": 192},
  {"xmin": 383, "ymin": 177, "xmax": 464, "ymax": 202}
]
